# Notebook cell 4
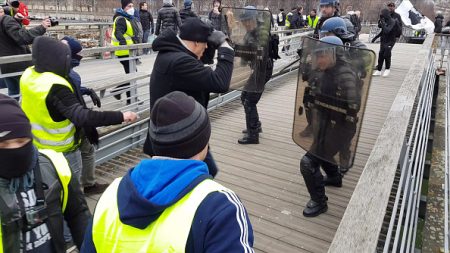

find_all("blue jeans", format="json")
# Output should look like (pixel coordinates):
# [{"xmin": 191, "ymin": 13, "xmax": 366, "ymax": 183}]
[
  {"xmin": 142, "ymin": 30, "xmax": 151, "ymax": 54},
  {"xmin": 4, "ymin": 76, "xmax": 20, "ymax": 100}
]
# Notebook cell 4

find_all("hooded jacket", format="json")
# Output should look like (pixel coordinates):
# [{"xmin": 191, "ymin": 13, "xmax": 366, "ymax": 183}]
[
  {"xmin": 0, "ymin": 15, "xmax": 46, "ymax": 74},
  {"xmin": 155, "ymin": 4, "xmax": 182, "ymax": 35},
  {"xmin": 376, "ymin": 9, "xmax": 397, "ymax": 44},
  {"xmin": 25, "ymin": 37, "xmax": 123, "ymax": 145},
  {"xmin": 81, "ymin": 159, "xmax": 254, "ymax": 253},
  {"xmin": 179, "ymin": 6, "xmax": 198, "ymax": 23}
]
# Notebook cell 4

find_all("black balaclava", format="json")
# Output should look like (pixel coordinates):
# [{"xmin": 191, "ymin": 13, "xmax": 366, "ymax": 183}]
[{"xmin": 0, "ymin": 94, "xmax": 35, "ymax": 179}]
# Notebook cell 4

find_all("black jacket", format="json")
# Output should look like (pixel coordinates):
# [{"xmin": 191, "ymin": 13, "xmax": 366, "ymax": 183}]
[
  {"xmin": 180, "ymin": 7, "xmax": 198, "ymax": 23},
  {"xmin": 144, "ymin": 29, "xmax": 234, "ymax": 155},
  {"xmin": 0, "ymin": 15, "xmax": 46, "ymax": 74},
  {"xmin": 289, "ymin": 12, "xmax": 305, "ymax": 29},
  {"xmin": 208, "ymin": 11, "xmax": 229, "ymax": 35},
  {"xmin": 139, "ymin": 9, "xmax": 154, "ymax": 33},
  {"xmin": 155, "ymin": 4, "xmax": 182, "ymax": 35},
  {"xmin": 375, "ymin": 9, "xmax": 397, "ymax": 44},
  {"xmin": 0, "ymin": 151, "xmax": 91, "ymax": 253}
]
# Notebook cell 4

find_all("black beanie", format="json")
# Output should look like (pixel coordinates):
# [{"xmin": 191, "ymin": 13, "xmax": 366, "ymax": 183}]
[
  {"xmin": 179, "ymin": 18, "xmax": 212, "ymax": 43},
  {"xmin": 0, "ymin": 94, "xmax": 32, "ymax": 142},
  {"xmin": 149, "ymin": 91, "xmax": 211, "ymax": 159},
  {"xmin": 122, "ymin": 0, "xmax": 132, "ymax": 9}
]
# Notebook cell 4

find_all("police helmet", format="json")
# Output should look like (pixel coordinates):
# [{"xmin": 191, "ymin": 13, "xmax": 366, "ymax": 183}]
[
  {"xmin": 319, "ymin": 0, "xmax": 339, "ymax": 7},
  {"xmin": 312, "ymin": 36, "xmax": 343, "ymax": 70},
  {"xmin": 320, "ymin": 17, "xmax": 354, "ymax": 40},
  {"xmin": 239, "ymin": 6, "xmax": 258, "ymax": 21},
  {"xmin": 342, "ymin": 17, "xmax": 355, "ymax": 34}
]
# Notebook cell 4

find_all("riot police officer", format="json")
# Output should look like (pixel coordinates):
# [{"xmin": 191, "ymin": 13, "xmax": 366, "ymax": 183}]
[
  {"xmin": 300, "ymin": 36, "xmax": 359, "ymax": 217},
  {"xmin": 238, "ymin": 6, "xmax": 273, "ymax": 144},
  {"xmin": 314, "ymin": 0, "xmax": 340, "ymax": 38}
]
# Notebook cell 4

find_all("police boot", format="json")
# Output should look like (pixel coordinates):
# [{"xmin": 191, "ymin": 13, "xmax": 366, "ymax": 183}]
[
  {"xmin": 238, "ymin": 130, "xmax": 259, "ymax": 144},
  {"xmin": 323, "ymin": 174, "xmax": 342, "ymax": 187},
  {"xmin": 303, "ymin": 198, "xmax": 328, "ymax": 217},
  {"xmin": 242, "ymin": 126, "xmax": 262, "ymax": 134}
]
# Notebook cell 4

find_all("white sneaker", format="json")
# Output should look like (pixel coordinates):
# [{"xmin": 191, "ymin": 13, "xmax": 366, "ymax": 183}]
[
  {"xmin": 382, "ymin": 69, "xmax": 390, "ymax": 77},
  {"xmin": 373, "ymin": 70, "xmax": 382, "ymax": 76}
]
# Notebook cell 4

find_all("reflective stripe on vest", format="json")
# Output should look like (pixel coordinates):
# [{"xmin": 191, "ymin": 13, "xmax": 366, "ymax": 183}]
[
  {"xmin": 112, "ymin": 16, "xmax": 134, "ymax": 56},
  {"xmin": 92, "ymin": 178, "xmax": 228, "ymax": 252},
  {"xmin": 20, "ymin": 67, "xmax": 77, "ymax": 153},
  {"xmin": 0, "ymin": 149, "xmax": 72, "ymax": 252},
  {"xmin": 307, "ymin": 16, "xmax": 319, "ymax": 28}
]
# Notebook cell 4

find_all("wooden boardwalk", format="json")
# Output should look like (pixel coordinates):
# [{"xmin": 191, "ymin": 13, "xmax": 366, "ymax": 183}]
[{"xmin": 87, "ymin": 42, "xmax": 423, "ymax": 252}]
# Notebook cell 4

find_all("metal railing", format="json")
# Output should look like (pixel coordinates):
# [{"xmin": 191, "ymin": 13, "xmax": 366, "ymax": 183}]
[
  {"xmin": 328, "ymin": 35, "xmax": 436, "ymax": 253},
  {"xmin": 381, "ymin": 48, "xmax": 435, "ymax": 253},
  {"xmin": 445, "ymin": 45, "xmax": 450, "ymax": 253}
]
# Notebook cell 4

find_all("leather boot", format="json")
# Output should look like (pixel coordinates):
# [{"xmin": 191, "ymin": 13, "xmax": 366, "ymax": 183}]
[
  {"xmin": 238, "ymin": 131, "xmax": 259, "ymax": 144},
  {"xmin": 303, "ymin": 198, "xmax": 328, "ymax": 217},
  {"xmin": 242, "ymin": 127, "xmax": 262, "ymax": 134},
  {"xmin": 324, "ymin": 175, "xmax": 342, "ymax": 187}
]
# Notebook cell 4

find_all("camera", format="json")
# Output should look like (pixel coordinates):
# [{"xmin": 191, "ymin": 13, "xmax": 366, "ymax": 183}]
[
  {"xmin": 49, "ymin": 16, "xmax": 59, "ymax": 27},
  {"xmin": 25, "ymin": 204, "xmax": 48, "ymax": 230}
]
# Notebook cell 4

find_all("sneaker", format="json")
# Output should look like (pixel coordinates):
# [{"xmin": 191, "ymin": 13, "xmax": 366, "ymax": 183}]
[
  {"xmin": 84, "ymin": 182, "xmax": 109, "ymax": 195},
  {"xmin": 372, "ymin": 70, "xmax": 382, "ymax": 76},
  {"xmin": 382, "ymin": 69, "xmax": 390, "ymax": 77}
]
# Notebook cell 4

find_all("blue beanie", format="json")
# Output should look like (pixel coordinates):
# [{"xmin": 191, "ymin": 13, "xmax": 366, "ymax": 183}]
[{"xmin": 62, "ymin": 36, "xmax": 83, "ymax": 60}]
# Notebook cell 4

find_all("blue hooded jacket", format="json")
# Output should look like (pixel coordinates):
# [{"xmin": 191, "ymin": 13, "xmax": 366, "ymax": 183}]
[{"xmin": 81, "ymin": 159, "xmax": 254, "ymax": 253}]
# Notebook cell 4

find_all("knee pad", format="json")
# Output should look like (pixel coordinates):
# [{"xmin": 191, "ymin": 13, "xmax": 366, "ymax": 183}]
[{"xmin": 300, "ymin": 156, "xmax": 319, "ymax": 176}]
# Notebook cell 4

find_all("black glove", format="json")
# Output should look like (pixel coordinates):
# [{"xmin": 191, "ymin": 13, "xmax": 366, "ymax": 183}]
[
  {"xmin": 371, "ymin": 38, "xmax": 376, "ymax": 43},
  {"xmin": 88, "ymin": 89, "xmax": 101, "ymax": 108},
  {"xmin": 207, "ymin": 30, "xmax": 227, "ymax": 49}
]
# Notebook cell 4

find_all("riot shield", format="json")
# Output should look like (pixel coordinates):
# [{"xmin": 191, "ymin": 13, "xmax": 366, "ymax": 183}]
[
  {"xmin": 292, "ymin": 37, "xmax": 376, "ymax": 169},
  {"xmin": 222, "ymin": 7, "xmax": 272, "ymax": 92}
]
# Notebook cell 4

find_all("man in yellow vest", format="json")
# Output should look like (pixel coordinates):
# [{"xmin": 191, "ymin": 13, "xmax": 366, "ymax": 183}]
[
  {"xmin": 81, "ymin": 91, "xmax": 254, "ymax": 253},
  {"xmin": 20, "ymin": 36, "xmax": 137, "ymax": 186},
  {"xmin": 0, "ymin": 94, "xmax": 90, "ymax": 253},
  {"xmin": 111, "ymin": 0, "xmax": 139, "ymax": 104},
  {"xmin": 307, "ymin": 9, "xmax": 319, "ymax": 28}
]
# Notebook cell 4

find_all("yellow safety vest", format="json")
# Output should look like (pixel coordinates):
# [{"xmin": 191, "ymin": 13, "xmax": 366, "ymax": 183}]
[
  {"xmin": 285, "ymin": 12, "xmax": 293, "ymax": 28},
  {"xmin": 92, "ymin": 178, "xmax": 228, "ymax": 252},
  {"xmin": 307, "ymin": 15, "xmax": 319, "ymax": 28},
  {"xmin": 20, "ymin": 67, "xmax": 77, "ymax": 153},
  {"xmin": 0, "ymin": 149, "xmax": 72, "ymax": 253},
  {"xmin": 112, "ymin": 16, "xmax": 134, "ymax": 56}
]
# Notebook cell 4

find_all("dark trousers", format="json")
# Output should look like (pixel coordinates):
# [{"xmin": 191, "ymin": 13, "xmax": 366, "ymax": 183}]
[
  {"xmin": 300, "ymin": 153, "xmax": 340, "ymax": 202},
  {"xmin": 115, "ymin": 55, "xmax": 131, "ymax": 103},
  {"xmin": 377, "ymin": 42, "xmax": 395, "ymax": 70},
  {"xmin": 241, "ymin": 91, "xmax": 263, "ymax": 130},
  {"xmin": 204, "ymin": 149, "xmax": 218, "ymax": 178},
  {"xmin": 4, "ymin": 76, "xmax": 20, "ymax": 100}
]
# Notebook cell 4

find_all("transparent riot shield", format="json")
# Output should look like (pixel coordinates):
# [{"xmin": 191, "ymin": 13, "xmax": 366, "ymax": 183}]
[
  {"xmin": 292, "ymin": 37, "xmax": 376, "ymax": 169},
  {"xmin": 222, "ymin": 7, "xmax": 272, "ymax": 92}
]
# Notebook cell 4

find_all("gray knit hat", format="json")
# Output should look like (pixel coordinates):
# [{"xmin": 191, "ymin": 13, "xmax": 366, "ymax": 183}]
[{"xmin": 149, "ymin": 91, "xmax": 211, "ymax": 158}]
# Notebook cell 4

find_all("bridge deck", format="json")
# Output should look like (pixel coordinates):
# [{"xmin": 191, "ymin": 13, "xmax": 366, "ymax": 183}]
[{"xmin": 85, "ymin": 42, "xmax": 422, "ymax": 252}]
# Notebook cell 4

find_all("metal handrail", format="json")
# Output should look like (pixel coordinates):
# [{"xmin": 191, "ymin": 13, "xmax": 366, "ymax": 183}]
[
  {"xmin": 328, "ymin": 34, "xmax": 435, "ymax": 253},
  {"xmin": 445, "ymin": 49, "xmax": 450, "ymax": 253}
]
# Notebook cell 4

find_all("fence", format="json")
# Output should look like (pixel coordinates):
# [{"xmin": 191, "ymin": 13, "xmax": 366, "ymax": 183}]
[{"xmin": 329, "ymin": 35, "xmax": 436, "ymax": 252}]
